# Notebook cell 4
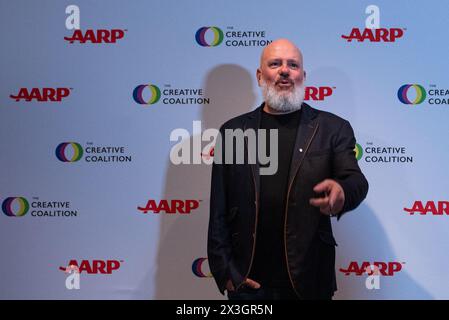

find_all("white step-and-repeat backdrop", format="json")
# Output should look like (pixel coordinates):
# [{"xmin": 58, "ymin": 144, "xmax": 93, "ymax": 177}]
[{"xmin": 1, "ymin": 0, "xmax": 448, "ymax": 299}]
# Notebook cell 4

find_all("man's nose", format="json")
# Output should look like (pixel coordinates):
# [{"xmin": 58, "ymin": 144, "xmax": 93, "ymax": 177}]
[{"xmin": 279, "ymin": 63, "xmax": 289, "ymax": 77}]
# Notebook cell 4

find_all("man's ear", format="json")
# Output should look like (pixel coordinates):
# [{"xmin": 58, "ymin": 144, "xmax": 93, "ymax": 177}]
[
  {"xmin": 256, "ymin": 68, "xmax": 262, "ymax": 86},
  {"xmin": 303, "ymin": 70, "xmax": 307, "ymax": 80}
]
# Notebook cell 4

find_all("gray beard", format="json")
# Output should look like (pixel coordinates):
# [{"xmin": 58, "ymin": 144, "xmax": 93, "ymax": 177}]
[{"xmin": 261, "ymin": 80, "xmax": 305, "ymax": 113}]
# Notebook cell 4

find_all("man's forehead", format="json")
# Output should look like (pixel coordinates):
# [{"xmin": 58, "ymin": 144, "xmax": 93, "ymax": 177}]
[
  {"xmin": 266, "ymin": 55, "xmax": 301, "ymax": 61},
  {"xmin": 261, "ymin": 42, "xmax": 302, "ymax": 63}
]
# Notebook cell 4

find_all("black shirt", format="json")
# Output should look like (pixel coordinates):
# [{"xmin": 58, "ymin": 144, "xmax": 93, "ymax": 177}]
[{"xmin": 248, "ymin": 107, "xmax": 301, "ymax": 288}]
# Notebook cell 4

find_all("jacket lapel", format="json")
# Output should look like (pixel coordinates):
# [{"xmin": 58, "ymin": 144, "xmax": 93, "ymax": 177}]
[
  {"xmin": 243, "ymin": 103, "xmax": 319, "ymax": 200},
  {"xmin": 243, "ymin": 104, "xmax": 263, "ymax": 197},
  {"xmin": 288, "ymin": 103, "xmax": 320, "ymax": 185}
]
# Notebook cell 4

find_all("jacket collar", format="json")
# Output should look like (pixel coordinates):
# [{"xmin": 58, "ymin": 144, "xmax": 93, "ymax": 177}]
[
  {"xmin": 243, "ymin": 102, "xmax": 318, "ymax": 130},
  {"xmin": 242, "ymin": 102, "xmax": 320, "ymax": 189}
]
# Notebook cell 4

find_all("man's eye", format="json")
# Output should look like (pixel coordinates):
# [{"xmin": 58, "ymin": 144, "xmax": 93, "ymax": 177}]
[
  {"xmin": 290, "ymin": 63, "xmax": 299, "ymax": 68},
  {"xmin": 269, "ymin": 62, "xmax": 280, "ymax": 67}
]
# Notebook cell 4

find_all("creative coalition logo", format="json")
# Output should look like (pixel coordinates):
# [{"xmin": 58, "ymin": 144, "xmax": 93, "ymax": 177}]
[
  {"xmin": 133, "ymin": 84, "xmax": 210, "ymax": 105},
  {"xmin": 192, "ymin": 258, "xmax": 213, "ymax": 278},
  {"xmin": 195, "ymin": 26, "xmax": 272, "ymax": 47},
  {"xmin": 137, "ymin": 199, "xmax": 202, "ymax": 214},
  {"xmin": 59, "ymin": 259, "xmax": 123, "ymax": 274},
  {"xmin": 341, "ymin": 5, "xmax": 405, "ymax": 42},
  {"xmin": 195, "ymin": 27, "xmax": 224, "ymax": 47},
  {"xmin": 10, "ymin": 88, "xmax": 72, "ymax": 102},
  {"xmin": 340, "ymin": 261, "xmax": 405, "ymax": 276},
  {"xmin": 404, "ymin": 201, "xmax": 449, "ymax": 216},
  {"xmin": 353, "ymin": 143, "xmax": 363, "ymax": 161},
  {"xmin": 55, "ymin": 142, "xmax": 132, "ymax": 163},
  {"xmin": 354, "ymin": 142, "xmax": 413, "ymax": 163},
  {"xmin": 397, "ymin": 84, "xmax": 449, "ymax": 106},
  {"xmin": 2, "ymin": 197, "xmax": 29, "ymax": 216},
  {"xmin": 133, "ymin": 85, "xmax": 161, "ymax": 104},
  {"xmin": 64, "ymin": 5, "xmax": 126, "ymax": 44},
  {"xmin": 2, "ymin": 197, "xmax": 78, "ymax": 217},
  {"xmin": 56, "ymin": 142, "xmax": 84, "ymax": 162}
]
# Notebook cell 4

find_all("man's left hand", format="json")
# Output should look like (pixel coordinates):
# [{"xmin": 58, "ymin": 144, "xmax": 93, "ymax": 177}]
[{"xmin": 309, "ymin": 179, "xmax": 345, "ymax": 216}]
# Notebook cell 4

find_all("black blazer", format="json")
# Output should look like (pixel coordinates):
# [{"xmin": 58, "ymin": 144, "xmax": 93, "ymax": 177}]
[{"xmin": 207, "ymin": 103, "xmax": 369, "ymax": 299}]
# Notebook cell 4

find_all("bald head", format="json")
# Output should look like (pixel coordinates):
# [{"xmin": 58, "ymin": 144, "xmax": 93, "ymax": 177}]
[{"xmin": 259, "ymin": 39, "xmax": 303, "ymax": 69}]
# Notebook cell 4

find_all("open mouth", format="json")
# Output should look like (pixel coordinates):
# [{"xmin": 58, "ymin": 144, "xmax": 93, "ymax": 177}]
[{"xmin": 276, "ymin": 80, "xmax": 293, "ymax": 88}]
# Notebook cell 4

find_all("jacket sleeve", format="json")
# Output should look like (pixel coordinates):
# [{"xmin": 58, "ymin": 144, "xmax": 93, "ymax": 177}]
[
  {"xmin": 331, "ymin": 120, "xmax": 369, "ymax": 219},
  {"xmin": 207, "ymin": 127, "xmax": 232, "ymax": 294}
]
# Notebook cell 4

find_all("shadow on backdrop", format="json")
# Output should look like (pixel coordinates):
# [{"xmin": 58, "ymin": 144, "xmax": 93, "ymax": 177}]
[{"xmin": 154, "ymin": 64, "xmax": 256, "ymax": 299}]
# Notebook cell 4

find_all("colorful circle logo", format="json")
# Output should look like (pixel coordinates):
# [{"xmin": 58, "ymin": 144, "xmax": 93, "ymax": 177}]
[
  {"xmin": 195, "ymin": 27, "xmax": 224, "ymax": 47},
  {"xmin": 56, "ymin": 142, "xmax": 84, "ymax": 162},
  {"xmin": 2, "ymin": 197, "xmax": 29, "ymax": 217},
  {"xmin": 354, "ymin": 143, "xmax": 363, "ymax": 161},
  {"xmin": 133, "ymin": 85, "xmax": 161, "ymax": 105},
  {"xmin": 192, "ymin": 258, "xmax": 213, "ymax": 278},
  {"xmin": 397, "ymin": 84, "xmax": 426, "ymax": 105}
]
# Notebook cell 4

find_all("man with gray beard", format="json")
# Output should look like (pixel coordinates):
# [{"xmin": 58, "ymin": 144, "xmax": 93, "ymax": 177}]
[{"xmin": 208, "ymin": 39, "xmax": 368, "ymax": 300}]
